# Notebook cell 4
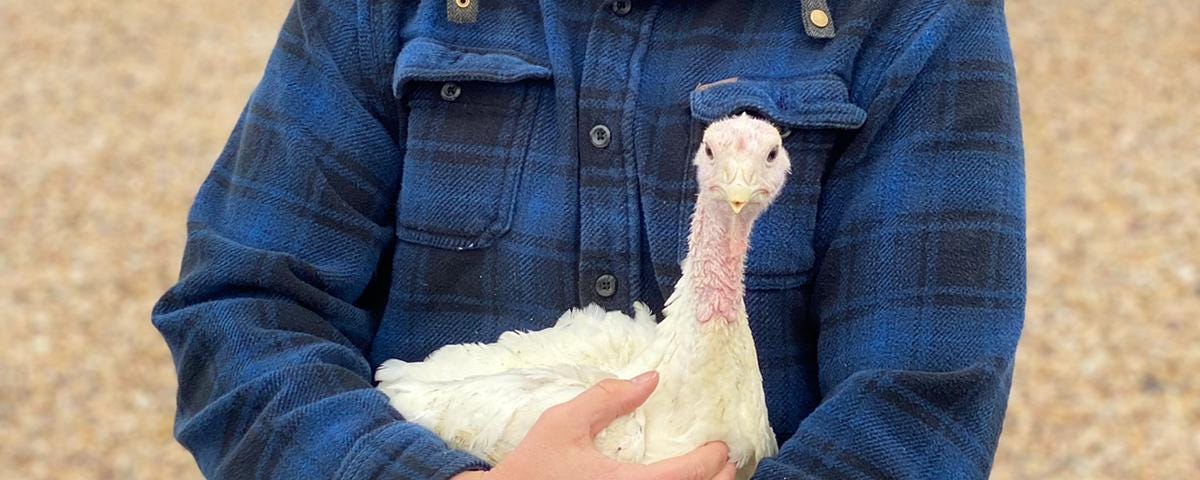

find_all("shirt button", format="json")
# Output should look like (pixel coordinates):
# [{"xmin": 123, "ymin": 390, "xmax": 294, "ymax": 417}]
[
  {"xmin": 809, "ymin": 9, "xmax": 830, "ymax": 28},
  {"xmin": 589, "ymin": 124, "xmax": 611, "ymax": 149},
  {"xmin": 594, "ymin": 274, "xmax": 618, "ymax": 298},
  {"xmin": 440, "ymin": 82, "xmax": 461, "ymax": 101},
  {"xmin": 611, "ymin": 0, "xmax": 632, "ymax": 16}
]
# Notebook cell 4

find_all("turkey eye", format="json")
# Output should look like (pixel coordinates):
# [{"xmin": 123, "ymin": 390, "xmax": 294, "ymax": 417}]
[
  {"xmin": 766, "ymin": 147, "xmax": 778, "ymax": 163},
  {"xmin": 704, "ymin": 145, "xmax": 714, "ymax": 159}
]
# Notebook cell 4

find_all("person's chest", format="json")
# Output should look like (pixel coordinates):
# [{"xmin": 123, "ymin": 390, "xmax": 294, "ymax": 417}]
[{"xmin": 371, "ymin": 0, "xmax": 867, "ymax": 440}]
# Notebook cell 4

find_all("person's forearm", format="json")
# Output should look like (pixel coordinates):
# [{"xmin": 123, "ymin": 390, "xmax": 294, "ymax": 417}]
[
  {"xmin": 758, "ymin": 0, "xmax": 1025, "ymax": 477},
  {"xmin": 153, "ymin": 1, "xmax": 493, "ymax": 478}
]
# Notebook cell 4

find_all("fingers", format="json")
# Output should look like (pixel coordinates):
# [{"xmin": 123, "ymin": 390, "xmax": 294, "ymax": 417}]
[
  {"xmin": 563, "ymin": 371, "xmax": 659, "ymax": 435},
  {"xmin": 638, "ymin": 441, "xmax": 730, "ymax": 480},
  {"xmin": 712, "ymin": 461, "xmax": 736, "ymax": 480}
]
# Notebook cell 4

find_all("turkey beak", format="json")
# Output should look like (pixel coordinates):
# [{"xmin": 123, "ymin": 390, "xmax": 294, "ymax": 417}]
[{"xmin": 727, "ymin": 185, "xmax": 752, "ymax": 214}]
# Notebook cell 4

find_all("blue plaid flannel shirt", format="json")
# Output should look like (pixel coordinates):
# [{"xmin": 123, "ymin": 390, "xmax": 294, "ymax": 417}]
[{"xmin": 153, "ymin": 0, "xmax": 1025, "ymax": 478}]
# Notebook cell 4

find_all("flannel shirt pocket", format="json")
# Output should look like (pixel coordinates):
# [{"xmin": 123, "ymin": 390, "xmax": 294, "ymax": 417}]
[
  {"xmin": 683, "ymin": 75, "xmax": 866, "ymax": 290},
  {"xmin": 392, "ymin": 39, "xmax": 551, "ymax": 250}
]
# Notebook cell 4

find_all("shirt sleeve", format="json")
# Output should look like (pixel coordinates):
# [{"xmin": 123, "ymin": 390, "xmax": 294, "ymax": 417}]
[
  {"xmin": 151, "ymin": 1, "xmax": 490, "ymax": 478},
  {"xmin": 755, "ymin": 2, "xmax": 1025, "ymax": 479}
]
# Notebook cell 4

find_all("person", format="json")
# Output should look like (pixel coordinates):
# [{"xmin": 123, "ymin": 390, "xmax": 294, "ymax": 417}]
[{"xmin": 153, "ymin": 1, "xmax": 1025, "ymax": 478}]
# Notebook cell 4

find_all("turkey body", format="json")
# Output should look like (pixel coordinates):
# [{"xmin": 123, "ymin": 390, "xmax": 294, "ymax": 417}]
[
  {"xmin": 376, "ymin": 115, "xmax": 786, "ymax": 479},
  {"xmin": 376, "ymin": 278, "xmax": 777, "ymax": 478}
]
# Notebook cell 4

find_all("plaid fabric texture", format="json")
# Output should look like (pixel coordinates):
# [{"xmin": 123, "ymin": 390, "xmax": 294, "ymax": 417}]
[{"xmin": 153, "ymin": 0, "xmax": 1025, "ymax": 478}]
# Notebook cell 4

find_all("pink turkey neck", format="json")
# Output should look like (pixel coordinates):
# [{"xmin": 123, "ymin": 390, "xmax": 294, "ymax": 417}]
[{"xmin": 680, "ymin": 197, "xmax": 755, "ymax": 324}]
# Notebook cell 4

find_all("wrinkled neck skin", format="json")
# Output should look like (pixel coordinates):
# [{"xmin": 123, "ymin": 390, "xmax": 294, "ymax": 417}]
[
  {"xmin": 618, "ymin": 195, "xmax": 762, "ymax": 382},
  {"xmin": 670, "ymin": 197, "xmax": 755, "ymax": 328}
]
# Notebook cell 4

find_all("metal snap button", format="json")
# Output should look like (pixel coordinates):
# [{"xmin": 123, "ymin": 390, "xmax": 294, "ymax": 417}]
[
  {"xmin": 589, "ymin": 124, "xmax": 611, "ymax": 149},
  {"xmin": 612, "ymin": 0, "xmax": 632, "ymax": 16},
  {"xmin": 809, "ymin": 9, "xmax": 830, "ymax": 28},
  {"xmin": 440, "ymin": 82, "xmax": 461, "ymax": 101},
  {"xmin": 455, "ymin": 0, "xmax": 470, "ymax": 8},
  {"xmin": 594, "ymin": 274, "xmax": 618, "ymax": 298}
]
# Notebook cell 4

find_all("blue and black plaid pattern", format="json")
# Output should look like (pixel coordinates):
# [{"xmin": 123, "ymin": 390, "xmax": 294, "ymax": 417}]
[{"xmin": 153, "ymin": 1, "xmax": 1025, "ymax": 478}]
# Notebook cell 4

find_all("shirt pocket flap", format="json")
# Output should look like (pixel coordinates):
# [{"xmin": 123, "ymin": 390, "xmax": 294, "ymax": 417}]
[
  {"xmin": 390, "ymin": 38, "xmax": 550, "ymax": 250},
  {"xmin": 392, "ymin": 38, "xmax": 552, "ymax": 98},
  {"xmin": 689, "ymin": 75, "xmax": 865, "ymax": 130}
]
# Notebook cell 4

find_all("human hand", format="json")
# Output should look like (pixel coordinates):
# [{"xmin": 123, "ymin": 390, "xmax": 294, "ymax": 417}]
[{"xmin": 452, "ymin": 371, "xmax": 734, "ymax": 480}]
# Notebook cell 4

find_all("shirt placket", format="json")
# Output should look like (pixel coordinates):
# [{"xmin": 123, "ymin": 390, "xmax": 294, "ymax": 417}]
[{"xmin": 576, "ymin": 0, "xmax": 652, "ymax": 311}]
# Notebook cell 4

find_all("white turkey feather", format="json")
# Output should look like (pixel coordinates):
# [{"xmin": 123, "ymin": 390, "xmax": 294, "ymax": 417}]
[{"xmin": 376, "ymin": 302, "xmax": 656, "ymax": 385}]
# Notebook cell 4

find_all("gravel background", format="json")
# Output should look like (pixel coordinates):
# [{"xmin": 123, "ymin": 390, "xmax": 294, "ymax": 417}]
[{"xmin": 2, "ymin": 1, "xmax": 1197, "ymax": 478}]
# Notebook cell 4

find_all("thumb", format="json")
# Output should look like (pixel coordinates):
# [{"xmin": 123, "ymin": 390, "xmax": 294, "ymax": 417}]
[{"xmin": 567, "ymin": 371, "xmax": 659, "ymax": 436}]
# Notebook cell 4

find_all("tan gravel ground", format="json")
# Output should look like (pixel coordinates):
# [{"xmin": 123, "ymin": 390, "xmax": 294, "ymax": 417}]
[{"xmin": 1, "ymin": 1, "xmax": 1197, "ymax": 478}]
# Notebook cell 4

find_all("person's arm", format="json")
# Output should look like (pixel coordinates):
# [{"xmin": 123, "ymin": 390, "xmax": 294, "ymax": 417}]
[
  {"xmin": 755, "ymin": 2, "xmax": 1024, "ymax": 479},
  {"xmin": 152, "ymin": 1, "xmax": 491, "ymax": 478}
]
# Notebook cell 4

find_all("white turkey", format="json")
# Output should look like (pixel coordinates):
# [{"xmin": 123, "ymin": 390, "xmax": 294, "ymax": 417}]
[{"xmin": 376, "ymin": 114, "xmax": 790, "ymax": 479}]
